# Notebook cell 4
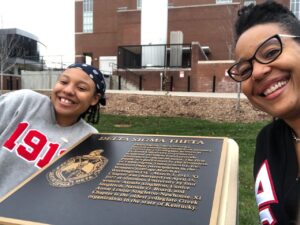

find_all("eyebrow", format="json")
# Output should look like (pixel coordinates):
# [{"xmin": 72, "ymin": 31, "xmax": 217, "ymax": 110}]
[
  {"xmin": 59, "ymin": 74, "xmax": 91, "ymax": 86},
  {"xmin": 235, "ymin": 35, "xmax": 275, "ymax": 63}
]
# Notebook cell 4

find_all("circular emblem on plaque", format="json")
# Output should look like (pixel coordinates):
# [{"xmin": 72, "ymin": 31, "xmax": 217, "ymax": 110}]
[{"xmin": 47, "ymin": 149, "xmax": 108, "ymax": 187}]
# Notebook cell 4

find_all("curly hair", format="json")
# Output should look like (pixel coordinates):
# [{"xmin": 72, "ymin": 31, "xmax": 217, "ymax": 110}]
[
  {"xmin": 235, "ymin": 1, "xmax": 300, "ymax": 42},
  {"xmin": 81, "ymin": 102, "xmax": 100, "ymax": 124}
]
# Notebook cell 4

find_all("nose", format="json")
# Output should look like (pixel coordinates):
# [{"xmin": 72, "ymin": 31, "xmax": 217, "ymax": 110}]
[
  {"xmin": 62, "ymin": 83, "xmax": 75, "ymax": 95},
  {"xmin": 251, "ymin": 60, "xmax": 272, "ymax": 81}
]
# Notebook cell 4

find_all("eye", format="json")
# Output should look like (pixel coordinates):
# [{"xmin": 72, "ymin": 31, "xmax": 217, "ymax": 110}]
[
  {"xmin": 256, "ymin": 37, "xmax": 282, "ymax": 63},
  {"xmin": 59, "ymin": 80, "xmax": 68, "ymax": 85},
  {"xmin": 261, "ymin": 47, "xmax": 281, "ymax": 61},
  {"xmin": 240, "ymin": 67, "xmax": 252, "ymax": 76},
  {"xmin": 78, "ymin": 86, "xmax": 88, "ymax": 91},
  {"xmin": 237, "ymin": 62, "xmax": 252, "ymax": 76}
]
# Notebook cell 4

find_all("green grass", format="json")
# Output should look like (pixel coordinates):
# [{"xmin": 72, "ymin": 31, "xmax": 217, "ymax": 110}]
[{"xmin": 94, "ymin": 114, "xmax": 269, "ymax": 225}]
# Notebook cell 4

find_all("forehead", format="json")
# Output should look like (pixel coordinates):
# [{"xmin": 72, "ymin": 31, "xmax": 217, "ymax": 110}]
[
  {"xmin": 60, "ymin": 68, "xmax": 93, "ymax": 83},
  {"xmin": 235, "ymin": 23, "xmax": 286, "ymax": 60}
]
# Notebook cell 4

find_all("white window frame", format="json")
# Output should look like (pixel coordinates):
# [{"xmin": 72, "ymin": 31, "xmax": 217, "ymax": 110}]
[
  {"xmin": 137, "ymin": 0, "xmax": 142, "ymax": 9},
  {"xmin": 216, "ymin": 0, "xmax": 232, "ymax": 4},
  {"xmin": 83, "ymin": 0, "xmax": 93, "ymax": 33},
  {"xmin": 244, "ymin": 0, "xmax": 256, "ymax": 6},
  {"xmin": 291, "ymin": 0, "xmax": 300, "ymax": 20}
]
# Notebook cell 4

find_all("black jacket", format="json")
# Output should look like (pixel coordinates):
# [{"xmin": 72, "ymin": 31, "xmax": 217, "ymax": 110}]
[{"xmin": 254, "ymin": 119, "xmax": 300, "ymax": 225}]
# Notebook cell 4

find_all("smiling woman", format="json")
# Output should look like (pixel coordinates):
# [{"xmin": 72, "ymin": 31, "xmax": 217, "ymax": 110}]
[
  {"xmin": 228, "ymin": 1, "xmax": 300, "ymax": 224},
  {"xmin": 0, "ymin": 63, "xmax": 106, "ymax": 200},
  {"xmin": 52, "ymin": 67, "xmax": 101, "ymax": 126}
]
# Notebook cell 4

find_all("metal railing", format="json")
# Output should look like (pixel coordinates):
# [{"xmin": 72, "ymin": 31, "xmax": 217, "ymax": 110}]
[{"xmin": 117, "ymin": 43, "xmax": 192, "ymax": 69}]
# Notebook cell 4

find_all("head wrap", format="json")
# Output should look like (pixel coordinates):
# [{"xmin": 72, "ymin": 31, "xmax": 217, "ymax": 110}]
[{"xmin": 67, "ymin": 63, "xmax": 106, "ymax": 105}]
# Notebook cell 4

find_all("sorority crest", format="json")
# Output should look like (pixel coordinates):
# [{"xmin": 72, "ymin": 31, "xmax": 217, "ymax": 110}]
[{"xmin": 47, "ymin": 149, "xmax": 108, "ymax": 187}]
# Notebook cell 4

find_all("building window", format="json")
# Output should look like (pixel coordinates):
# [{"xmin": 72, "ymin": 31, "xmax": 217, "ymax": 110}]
[
  {"xmin": 83, "ymin": 0, "xmax": 93, "ymax": 33},
  {"xmin": 83, "ymin": 52, "xmax": 93, "ymax": 65},
  {"xmin": 216, "ymin": 0, "xmax": 232, "ymax": 4},
  {"xmin": 291, "ymin": 0, "xmax": 300, "ymax": 19},
  {"xmin": 137, "ymin": 0, "xmax": 141, "ymax": 9},
  {"xmin": 244, "ymin": 0, "xmax": 255, "ymax": 6}
]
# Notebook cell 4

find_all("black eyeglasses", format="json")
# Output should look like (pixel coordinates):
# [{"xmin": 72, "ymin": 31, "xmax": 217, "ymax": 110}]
[{"xmin": 228, "ymin": 34, "xmax": 300, "ymax": 82}]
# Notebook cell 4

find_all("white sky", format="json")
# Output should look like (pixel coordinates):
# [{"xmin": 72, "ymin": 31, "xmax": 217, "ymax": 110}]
[{"xmin": 0, "ymin": 0, "xmax": 75, "ymax": 65}]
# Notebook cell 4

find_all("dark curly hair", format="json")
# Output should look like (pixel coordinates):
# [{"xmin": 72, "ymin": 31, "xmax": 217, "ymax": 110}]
[
  {"xmin": 235, "ymin": 1, "xmax": 300, "ymax": 42},
  {"xmin": 81, "ymin": 99, "xmax": 101, "ymax": 124}
]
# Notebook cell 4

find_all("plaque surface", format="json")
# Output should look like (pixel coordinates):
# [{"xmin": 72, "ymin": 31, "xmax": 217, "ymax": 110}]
[{"xmin": 0, "ymin": 133, "xmax": 237, "ymax": 225}]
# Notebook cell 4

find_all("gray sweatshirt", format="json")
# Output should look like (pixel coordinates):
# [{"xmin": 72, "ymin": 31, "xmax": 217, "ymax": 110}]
[{"xmin": 0, "ymin": 89, "xmax": 98, "ymax": 199}]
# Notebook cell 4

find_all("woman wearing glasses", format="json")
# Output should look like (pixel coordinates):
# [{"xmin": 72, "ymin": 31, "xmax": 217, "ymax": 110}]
[{"xmin": 228, "ymin": 1, "xmax": 300, "ymax": 224}]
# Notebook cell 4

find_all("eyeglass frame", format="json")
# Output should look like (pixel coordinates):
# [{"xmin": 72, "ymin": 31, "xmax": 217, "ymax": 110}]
[{"xmin": 228, "ymin": 33, "xmax": 300, "ymax": 82}]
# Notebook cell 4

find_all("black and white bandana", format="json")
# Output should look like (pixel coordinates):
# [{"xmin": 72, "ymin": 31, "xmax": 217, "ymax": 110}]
[{"xmin": 67, "ymin": 63, "xmax": 106, "ymax": 105}]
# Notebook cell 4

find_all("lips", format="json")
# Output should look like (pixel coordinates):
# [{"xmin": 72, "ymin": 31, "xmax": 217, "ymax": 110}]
[
  {"xmin": 59, "ymin": 97, "xmax": 75, "ymax": 105},
  {"xmin": 262, "ymin": 80, "xmax": 288, "ymax": 96},
  {"xmin": 257, "ymin": 76, "xmax": 289, "ymax": 98}
]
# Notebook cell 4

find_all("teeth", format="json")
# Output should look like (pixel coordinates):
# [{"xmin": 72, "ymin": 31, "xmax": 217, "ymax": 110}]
[
  {"xmin": 263, "ymin": 80, "xmax": 287, "ymax": 96},
  {"xmin": 60, "ymin": 97, "xmax": 73, "ymax": 105}
]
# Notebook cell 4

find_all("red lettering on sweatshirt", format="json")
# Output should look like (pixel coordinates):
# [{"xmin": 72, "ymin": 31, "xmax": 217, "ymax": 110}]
[{"xmin": 3, "ymin": 122, "xmax": 61, "ymax": 169}]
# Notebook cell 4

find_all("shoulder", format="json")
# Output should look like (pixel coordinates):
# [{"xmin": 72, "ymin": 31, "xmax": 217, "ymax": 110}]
[
  {"xmin": 2, "ymin": 89, "xmax": 46, "ymax": 102},
  {"xmin": 254, "ymin": 119, "xmax": 289, "ymax": 173},
  {"xmin": 78, "ymin": 119, "xmax": 98, "ymax": 133},
  {"xmin": 19, "ymin": 89, "xmax": 47, "ymax": 100},
  {"xmin": 0, "ymin": 90, "xmax": 50, "ymax": 114},
  {"xmin": 257, "ymin": 119, "xmax": 287, "ymax": 141}
]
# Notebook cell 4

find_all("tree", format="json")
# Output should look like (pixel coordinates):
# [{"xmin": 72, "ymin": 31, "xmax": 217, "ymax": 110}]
[
  {"xmin": 0, "ymin": 30, "xmax": 21, "ymax": 94},
  {"xmin": 220, "ymin": 5, "xmax": 242, "ymax": 111}
]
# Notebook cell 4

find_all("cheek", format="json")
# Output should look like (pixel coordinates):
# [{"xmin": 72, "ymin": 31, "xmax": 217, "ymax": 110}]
[
  {"xmin": 52, "ymin": 83, "xmax": 62, "ymax": 93},
  {"xmin": 80, "ymin": 93, "xmax": 97, "ymax": 106},
  {"xmin": 241, "ymin": 81, "xmax": 252, "ymax": 97},
  {"xmin": 51, "ymin": 86, "xmax": 59, "ymax": 99},
  {"xmin": 241, "ymin": 82, "xmax": 264, "ymax": 110}
]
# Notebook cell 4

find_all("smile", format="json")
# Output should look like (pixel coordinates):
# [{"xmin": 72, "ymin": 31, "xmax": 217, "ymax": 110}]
[
  {"xmin": 262, "ymin": 80, "xmax": 288, "ymax": 97},
  {"xmin": 59, "ymin": 97, "xmax": 75, "ymax": 105}
]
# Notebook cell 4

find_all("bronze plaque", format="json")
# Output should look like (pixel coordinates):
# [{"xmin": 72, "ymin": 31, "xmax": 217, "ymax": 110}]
[{"xmin": 0, "ymin": 133, "xmax": 235, "ymax": 225}]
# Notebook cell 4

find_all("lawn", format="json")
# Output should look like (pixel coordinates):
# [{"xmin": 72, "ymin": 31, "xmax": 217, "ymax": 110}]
[{"xmin": 94, "ymin": 114, "xmax": 269, "ymax": 225}]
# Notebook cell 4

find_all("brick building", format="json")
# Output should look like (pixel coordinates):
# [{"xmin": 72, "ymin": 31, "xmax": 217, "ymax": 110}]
[{"xmin": 75, "ymin": 0, "xmax": 292, "ymax": 92}]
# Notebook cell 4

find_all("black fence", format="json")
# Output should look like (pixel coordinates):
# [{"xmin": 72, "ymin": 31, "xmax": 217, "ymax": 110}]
[{"xmin": 118, "ymin": 44, "xmax": 192, "ymax": 69}]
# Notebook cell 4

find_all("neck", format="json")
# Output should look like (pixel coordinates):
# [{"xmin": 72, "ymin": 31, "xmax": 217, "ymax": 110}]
[
  {"xmin": 291, "ymin": 130, "xmax": 300, "ymax": 143},
  {"xmin": 56, "ymin": 114, "xmax": 79, "ymax": 127},
  {"xmin": 285, "ymin": 118, "xmax": 300, "ymax": 176},
  {"xmin": 285, "ymin": 118, "xmax": 300, "ymax": 139}
]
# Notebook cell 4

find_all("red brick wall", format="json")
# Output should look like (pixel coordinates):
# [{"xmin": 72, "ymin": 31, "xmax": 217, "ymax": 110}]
[
  {"xmin": 75, "ymin": 1, "xmax": 83, "ymax": 33},
  {"xmin": 194, "ymin": 61, "xmax": 237, "ymax": 92},
  {"xmin": 115, "ymin": 4, "xmax": 239, "ymax": 59},
  {"xmin": 167, "ymin": 4, "xmax": 238, "ymax": 60},
  {"xmin": 75, "ymin": 0, "xmax": 291, "ymax": 63},
  {"xmin": 75, "ymin": 0, "xmax": 291, "ymax": 93},
  {"xmin": 117, "ymin": 10, "xmax": 141, "ymax": 46},
  {"xmin": 75, "ymin": 1, "xmax": 239, "ymax": 66},
  {"xmin": 116, "ymin": 60, "xmax": 237, "ymax": 93}
]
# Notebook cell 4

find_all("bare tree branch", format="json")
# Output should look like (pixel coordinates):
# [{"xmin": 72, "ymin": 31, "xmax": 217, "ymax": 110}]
[{"xmin": 0, "ymin": 31, "xmax": 22, "ymax": 94}]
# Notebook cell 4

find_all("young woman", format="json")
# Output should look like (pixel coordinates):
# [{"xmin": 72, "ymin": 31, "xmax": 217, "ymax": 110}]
[
  {"xmin": 228, "ymin": 1, "xmax": 300, "ymax": 224},
  {"xmin": 0, "ymin": 63, "xmax": 106, "ymax": 199}
]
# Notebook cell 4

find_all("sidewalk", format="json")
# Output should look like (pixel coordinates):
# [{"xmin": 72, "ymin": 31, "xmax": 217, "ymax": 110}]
[{"xmin": 106, "ymin": 90, "xmax": 247, "ymax": 99}]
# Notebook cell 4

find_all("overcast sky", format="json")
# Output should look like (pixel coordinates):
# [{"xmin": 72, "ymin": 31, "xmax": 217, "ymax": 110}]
[{"xmin": 0, "ymin": 0, "xmax": 75, "ymax": 65}]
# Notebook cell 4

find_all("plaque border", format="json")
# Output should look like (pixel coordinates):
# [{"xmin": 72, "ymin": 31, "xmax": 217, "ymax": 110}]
[
  {"xmin": 0, "ymin": 216, "xmax": 50, "ymax": 225},
  {"xmin": 208, "ymin": 136, "xmax": 228, "ymax": 225}
]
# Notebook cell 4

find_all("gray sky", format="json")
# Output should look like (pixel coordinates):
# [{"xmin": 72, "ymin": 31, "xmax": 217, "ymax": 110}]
[{"xmin": 0, "ymin": 0, "xmax": 75, "ymax": 65}]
